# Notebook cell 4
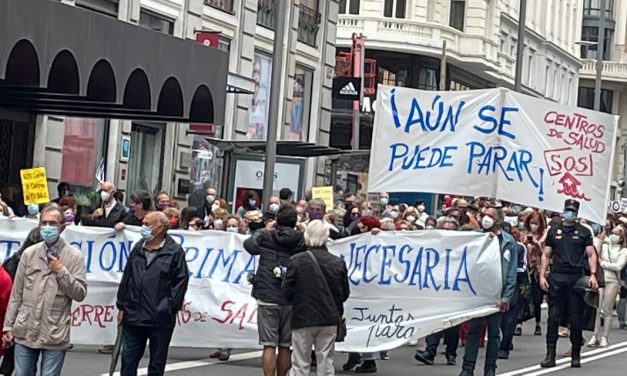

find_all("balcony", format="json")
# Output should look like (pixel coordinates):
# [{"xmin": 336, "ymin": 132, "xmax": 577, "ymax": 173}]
[
  {"xmin": 336, "ymin": 16, "xmax": 500, "ymax": 71},
  {"xmin": 257, "ymin": 0, "xmax": 276, "ymax": 30},
  {"xmin": 204, "ymin": 0, "xmax": 233, "ymax": 13},
  {"xmin": 580, "ymin": 59, "xmax": 627, "ymax": 83},
  {"xmin": 297, "ymin": 5, "xmax": 321, "ymax": 47}
]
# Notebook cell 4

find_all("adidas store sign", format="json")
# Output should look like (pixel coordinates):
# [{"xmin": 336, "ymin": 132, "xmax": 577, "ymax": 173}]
[{"xmin": 332, "ymin": 77, "xmax": 362, "ymax": 100}]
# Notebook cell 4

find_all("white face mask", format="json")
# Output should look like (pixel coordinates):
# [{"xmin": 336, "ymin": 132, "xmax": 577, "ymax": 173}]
[
  {"xmin": 425, "ymin": 225, "xmax": 435, "ymax": 230},
  {"xmin": 406, "ymin": 215, "xmax": 416, "ymax": 223},
  {"xmin": 417, "ymin": 205, "xmax": 425, "ymax": 213},
  {"xmin": 213, "ymin": 219, "xmax": 224, "ymax": 230},
  {"xmin": 610, "ymin": 234, "xmax": 621, "ymax": 245},
  {"xmin": 390, "ymin": 211, "xmax": 399, "ymax": 219},
  {"xmin": 206, "ymin": 195, "xmax": 216, "ymax": 204},
  {"xmin": 100, "ymin": 191, "xmax": 111, "ymax": 202},
  {"xmin": 481, "ymin": 216, "xmax": 494, "ymax": 230},
  {"xmin": 269, "ymin": 203, "xmax": 280, "ymax": 213},
  {"xmin": 529, "ymin": 223, "xmax": 539, "ymax": 233},
  {"xmin": 211, "ymin": 203, "xmax": 220, "ymax": 213}
]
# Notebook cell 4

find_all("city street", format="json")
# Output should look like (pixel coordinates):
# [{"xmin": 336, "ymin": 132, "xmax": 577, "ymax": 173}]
[{"xmin": 63, "ymin": 312, "xmax": 627, "ymax": 376}]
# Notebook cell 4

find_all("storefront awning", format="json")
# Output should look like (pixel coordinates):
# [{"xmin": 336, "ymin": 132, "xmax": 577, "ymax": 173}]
[
  {"xmin": 204, "ymin": 138, "xmax": 371, "ymax": 158},
  {"xmin": 0, "ymin": 0, "xmax": 228, "ymax": 124}
]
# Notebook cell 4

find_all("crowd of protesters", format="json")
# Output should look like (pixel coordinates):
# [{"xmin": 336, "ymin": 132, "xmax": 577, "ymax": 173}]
[{"xmin": 1, "ymin": 181, "xmax": 627, "ymax": 376}]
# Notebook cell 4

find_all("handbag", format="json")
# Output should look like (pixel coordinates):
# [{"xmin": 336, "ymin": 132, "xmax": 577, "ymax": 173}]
[{"xmin": 306, "ymin": 251, "xmax": 347, "ymax": 342}]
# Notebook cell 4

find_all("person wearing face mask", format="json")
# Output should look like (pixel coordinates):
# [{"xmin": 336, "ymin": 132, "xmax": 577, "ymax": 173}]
[
  {"xmin": 116, "ymin": 211, "xmax": 189, "ymax": 376},
  {"xmin": 459, "ymin": 207, "xmax": 517, "ymax": 376},
  {"xmin": 587, "ymin": 226, "xmax": 627, "ymax": 348},
  {"xmin": 225, "ymin": 216, "xmax": 245, "ymax": 234},
  {"xmin": 163, "ymin": 207, "xmax": 181, "ymax": 230},
  {"xmin": 360, "ymin": 201, "xmax": 374, "ymax": 217},
  {"xmin": 155, "ymin": 192, "xmax": 171, "ymax": 212},
  {"xmin": 377, "ymin": 192, "xmax": 390, "ymax": 214},
  {"xmin": 62, "ymin": 207, "xmax": 76, "ymax": 226},
  {"xmin": 539, "ymin": 200, "xmax": 599, "ymax": 369},
  {"xmin": 85, "ymin": 181, "xmax": 126, "ymax": 228},
  {"xmin": 236, "ymin": 190, "xmax": 260, "ymax": 218},
  {"xmin": 306, "ymin": 199, "xmax": 326, "ymax": 222},
  {"xmin": 342, "ymin": 206, "xmax": 362, "ymax": 235},
  {"xmin": 24, "ymin": 203, "xmax": 40, "ymax": 220},
  {"xmin": 115, "ymin": 190, "xmax": 153, "ymax": 231},
  {"xmin": 515, "ymin": 212, "xmax": 548, "ymax": 337},
  {"xmin": 413, "ymin": 200, "xmax": 430, "ymax": 228},
  {"xmin": 186, "ymin": 217, "xmax": 204, "ymax": 231},
  {"xmin": 197, "ymin": 187, "xmax": 219, "ymax": 222},
  {"xmin": 402, "ymin": 207, "xmax": 419, "ymax": 230},
  {"xmin": 2, "ymin": 205, "xmax": 87, "ymax": 376},
  {"xmin": 424, "ymin": 217, "xmax": 437, "ymax": 230},
  {"xmin": 267, "ymin": 196, "xmax": 281, "ymax": 214}
]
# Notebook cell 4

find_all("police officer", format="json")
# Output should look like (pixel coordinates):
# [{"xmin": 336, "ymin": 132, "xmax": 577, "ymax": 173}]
[{"xmin": 539, "ymin": 199, "xmax": 599, "ymax": 368}]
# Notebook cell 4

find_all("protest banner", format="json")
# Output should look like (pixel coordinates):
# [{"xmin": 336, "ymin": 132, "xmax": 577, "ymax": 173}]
[
  {"xmin": 0, "ymin": 218, "xmax": 501, "ymax": 352},
  {"xmin": 368, "ymin": 86, "xmax": 619, "ymax": 224},
  {"xmin": 20, "ymin": 167, "xmax": 50, "ymax": 205},
  {"xmin": 312, "ymin": 186, "xmax": 334, "ymax": 211}
]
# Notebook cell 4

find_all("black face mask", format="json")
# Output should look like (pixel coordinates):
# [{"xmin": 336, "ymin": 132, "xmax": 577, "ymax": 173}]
[{"xmin": 249, "ymin": 221, "xmax": 265, "ymax": 231}]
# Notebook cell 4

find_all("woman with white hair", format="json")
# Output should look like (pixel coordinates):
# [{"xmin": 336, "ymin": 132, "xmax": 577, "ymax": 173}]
[{"xmin": 283, "ymin": 220, "xmax": 350, "ymax": 376}]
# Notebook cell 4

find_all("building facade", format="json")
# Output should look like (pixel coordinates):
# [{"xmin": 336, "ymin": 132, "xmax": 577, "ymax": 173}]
[
  {"xmin": 576, "ymin": 0, "xmax": 627, "ymax": 199},
  {"xmin": 330, "ymin": 0, "xmax": 584, "ymax": 196},
  {"xmin": 0, "ymin": 0, "xmax": 338, "ymax": 213}
]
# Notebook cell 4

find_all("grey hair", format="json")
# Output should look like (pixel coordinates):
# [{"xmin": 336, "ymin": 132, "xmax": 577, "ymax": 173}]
[
  {"xmin": 40, "ymin": 205, "xmax": 64, "ymax": 224},
  {"xmin": 307, "ymin": 198, "xmax": 326, "ymax": 212},
  {"xmin": 380, "ymin": 218, "xmax": 396, "ymax": 231},
  {"xmin": 304, "ymin": 220, "xmax": 329, "ymax": 247}
]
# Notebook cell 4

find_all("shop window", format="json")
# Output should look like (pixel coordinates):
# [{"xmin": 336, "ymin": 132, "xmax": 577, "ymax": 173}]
[
  {"xmin": 339, "ymin": 0, "xmax": 360, "ymax": 14},
  {"xmin": 139, "ymin": 8, "xmax": 175, "ymax": 35},
  {"xmin": 60, "ymin": 118, "xmax": 108, "ymax": 191},
  {"xmin": 449, "ymin": 0, "xmax": 466, "ymax": 31},
  {"xmin": 75, "ymin": 0, "xmax": 119, "ymax": 18},
  {"xmin": 383, "ymin": 0, "xmax": 406, "ymax": 19},
  {"xmin": 285, "ymin": 66, "xmax": 313, "ymax": 141},
  {"xmin": 205, "ymin": 0, "xmax": 234, "ymax": 13},
  {"xmin": 247, "ymin": 53, "xmax": 273, "ymax": 140},
  {"xmin": 578, "ymin": 87, "xmax": 613, "ymax": 114},
  {"xmin": 126, "ymin": 123, "xmax": 165, "ymax": 196}
]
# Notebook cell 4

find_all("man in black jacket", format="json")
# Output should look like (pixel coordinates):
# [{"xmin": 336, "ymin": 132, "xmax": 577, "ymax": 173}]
[
  {"xmin": 243, "ymin": 206, "xmax": 306, "ymax": 376},
  {"xmin": 284, "ymin": 220, "xmax": 350, "ymax": 376},
  {"xmin": 116, "ymin": 211, "xmax": 189, "ymax": 376},
  {"xmin": 84, "ymin": 181, "xmax": 126, "ymax": 228}
]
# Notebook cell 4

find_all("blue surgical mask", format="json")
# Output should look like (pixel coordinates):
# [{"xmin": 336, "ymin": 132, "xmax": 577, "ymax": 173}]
[
  {"xmin": 380, "ymin": 198, "xmax": 389, "ymax": 206},
  {"xmin": 140, "ymin": 225, "xmax": 154, "ymax": 240},
  {"xmin": 40, "ymin": 225, "xmax": 59, "ymax": 244},
  {"xmin": 27, "ymin": 204, "xmax": 39, "ymax": 216},
  {"xmin": 226, "ymin": 227, "xmax": 239, "ymax": 233},
  {"xmin": 563, "ymin": 211, "xmax": 576, "ymax": 222}
]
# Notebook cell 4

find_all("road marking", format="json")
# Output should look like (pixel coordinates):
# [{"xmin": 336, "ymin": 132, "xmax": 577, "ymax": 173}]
[
  {"xmin": 101, "ymin": 350, "xmax": 262, "ymax": 376},
  {"xmin": 498, "ymin": 340, "xmax": 627, "ymax": 376}
]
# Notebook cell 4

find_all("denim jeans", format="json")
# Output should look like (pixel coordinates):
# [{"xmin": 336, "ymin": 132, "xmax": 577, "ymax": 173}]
[
  {"xmin": 14, "ymin": 343, "xmax": 66, "ymax": 376},
  {"xmin": 499, "ymin": 304, "xmax": 519, "ymax": 352},
  {"xmin": 426, "ymin": 325, "xmax": 460, "ymax": 357},
  {"xmin": 462, "ymin": 313, "xmax": 502, "ymax": 372},
  {"xmin": 121, "ymin": 325, "xmax": 174, "ymax": 376}
]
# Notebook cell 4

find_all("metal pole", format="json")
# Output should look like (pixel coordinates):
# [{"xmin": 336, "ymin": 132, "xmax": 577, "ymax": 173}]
[
  {"xmin": 514, "ymin": 0, "xmax": 527, "ymax": 92},
  {"xmin": 262, "ymin": 0, "xmax": 289, "ymax": 207},
  {"xmin": 594, "ymin": 4, "xmax": 605, "ymax": 111},
  {"xmin": 351, "ymin": 34, "xmax": 363, "ymax": 151},
  {"xmin": 439, "ymin": 40, "xmax": 447, "ymax": 91}
]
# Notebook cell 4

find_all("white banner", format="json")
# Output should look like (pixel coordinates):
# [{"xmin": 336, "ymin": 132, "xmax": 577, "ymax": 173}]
[
  {"xmin": 369, "ymin": 86, "xmax": 619, "ymax": 224},
  {"xmin": 0, "ymin": 218, "xmax": 501, "ymax": 352}
]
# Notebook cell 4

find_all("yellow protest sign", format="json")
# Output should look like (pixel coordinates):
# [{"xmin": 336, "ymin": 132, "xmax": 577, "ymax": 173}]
[
  {"xmin": 312, "ymin": 186, "xmax": 334, "ymax": 212},
  {"xmin": 20, "ymin": 167, "xmax": 50, "ymax": 205}
]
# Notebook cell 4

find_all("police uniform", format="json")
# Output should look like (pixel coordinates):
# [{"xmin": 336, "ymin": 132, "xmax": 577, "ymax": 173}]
[{"xmin": 542, "ymin": 199, "xmax": 593, "ymax": 368}]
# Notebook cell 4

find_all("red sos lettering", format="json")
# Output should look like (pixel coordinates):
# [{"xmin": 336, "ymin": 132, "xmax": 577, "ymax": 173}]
[
  {"xmin": 212, "ymin": 300, "xmax": 257, "ymax": 331},
  {"xmin": 543, "ymin": 148, "xmax": 593, "ymax": 177}
]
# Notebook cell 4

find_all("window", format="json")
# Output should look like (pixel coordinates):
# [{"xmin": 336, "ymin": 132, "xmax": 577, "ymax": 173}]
[
  {"xmin": 578, "ymin": 87, "xmax": 613, "ymax": 113},
  {"xmin": 285, "ymin": 66, "xmax": 313, "ymax": 141},
  {"xmin": 339, "ymin": 0, "xmax": 360, "ymax": 14},
  {"xmin": 298, "ymin": 4, "xmax": 322, "ymax": 47},
  {"xmin": 60, "ymin": 118, "xmax": 108, "ymax": 190},
  {"xmin": 75, "ymin": 0, "xmax": 118, "ymax": 17},
  {"xmin": 580, "ymin": 26, "xmax": 613, "ymax": 60},
  {"xmin": 417, "ymin": 68, "xmax": 438, "ymax": 90},
  {"xmin": 383, "ymin": 0, "xmax": 406, "ymax": 18},
  {"xmin": 583, "ymin": 0, "xmax": 613, "ymax": 18},
  {"xmin": 449, "ymin": 0, "xmax": 466, "ymax": 31},
  {"xmin": 257, "ymin": 0, "xmax": 277, "ymax": 30},
  {"xmin": 218, "ymin": 37, "xmax": 231, "ymax": 52},
  {"xmin": 139, "ymin": 9, "xmax": 174, "ymax": 35},
  {"xmin": 500, "ymin": 32, "xmax": 509, "ymax": 54},
  {"xmin": 510, "ymin": 38, "xmax": 517, "ymax": 58},
  {"xmin": 204, "ymin": 0, "xmax": 234, "ymax": 13}
]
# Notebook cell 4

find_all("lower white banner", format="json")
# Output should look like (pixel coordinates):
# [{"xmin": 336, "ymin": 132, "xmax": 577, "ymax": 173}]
[{"xmin": 0, "ymin": 218, "xmax": 501, "ymax": 352}]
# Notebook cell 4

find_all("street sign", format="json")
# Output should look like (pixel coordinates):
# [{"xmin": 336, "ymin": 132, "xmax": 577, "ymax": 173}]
[{"xmin": 610, "ymin": 200, "xmax": 621, "ymax": 213}]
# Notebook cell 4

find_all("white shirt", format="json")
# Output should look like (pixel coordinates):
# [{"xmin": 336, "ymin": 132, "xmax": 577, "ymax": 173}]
[{"xmin": 104, "ymin": 199, "xmax": 117, "ymax": 218}]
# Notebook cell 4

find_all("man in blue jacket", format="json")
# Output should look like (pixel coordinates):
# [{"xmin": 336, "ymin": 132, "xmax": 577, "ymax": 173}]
[{"xmin": 459, "ymin": 206, "xmax": 518, "ymax": 376}]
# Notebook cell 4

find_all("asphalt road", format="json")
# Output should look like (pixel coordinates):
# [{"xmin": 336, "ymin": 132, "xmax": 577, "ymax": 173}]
[{"xmin": 60, "ymin": 313, "xmax": 627, "ymax": 376}]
